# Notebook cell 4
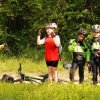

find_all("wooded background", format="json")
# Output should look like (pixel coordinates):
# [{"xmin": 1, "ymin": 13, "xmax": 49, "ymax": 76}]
[{"xmin": 0, "ymin": 0, "xmax": 100, "ymax": 60}]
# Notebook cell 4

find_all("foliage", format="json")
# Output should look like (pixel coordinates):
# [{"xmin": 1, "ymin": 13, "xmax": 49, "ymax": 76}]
[{"xmin": 0, "ymin": 0, "xmax": 100, "ymax": 58}]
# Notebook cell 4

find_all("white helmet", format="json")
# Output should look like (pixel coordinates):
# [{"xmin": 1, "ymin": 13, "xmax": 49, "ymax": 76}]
[
  {"xmin": 46, "ymin": 23, "xmax": 57, "ymax": 29},
  {"xmin": 92, "ymin": 24, "xmax": 100, "ymax": 32}
]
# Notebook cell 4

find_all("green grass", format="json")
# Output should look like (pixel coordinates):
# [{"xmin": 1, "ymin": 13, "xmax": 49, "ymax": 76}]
[
  {"xmin": 0, "ymin": 57, "xmax": 99, "ymax": 100},
  {"xmin": 0, "ymin": 83, "xmax": 100, "ymax": 100},
  {"xmin": 0, "ymin": 57, "xmax": 47, "ymax": 74},
  {"xmin": 0, "ymin": 57, "xmax": 65, "ymax": 74}
]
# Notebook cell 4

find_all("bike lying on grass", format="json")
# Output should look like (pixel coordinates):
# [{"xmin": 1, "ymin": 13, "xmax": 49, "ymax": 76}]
[
  {"xmin": 1, "ymin": 62, "xmax": 93, "ymax": 84},
  {"xmin": 1, "ymin": 63, "xmax": 69, "ymax": 84},
  {"xmin": 1, "ymin": 63, "xmax": 48, "ymax": 84}
]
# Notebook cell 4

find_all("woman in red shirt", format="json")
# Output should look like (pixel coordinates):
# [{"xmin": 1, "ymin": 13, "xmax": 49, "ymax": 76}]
[{"xmin": 37, "ymin": 23, "xmax": 61, "ymax": 84}]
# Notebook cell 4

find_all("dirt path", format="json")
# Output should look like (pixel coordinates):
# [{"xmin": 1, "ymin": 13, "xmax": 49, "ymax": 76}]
[{"xmin": 1, "ymin": 70, "xmax": 100, "ymax": 85}]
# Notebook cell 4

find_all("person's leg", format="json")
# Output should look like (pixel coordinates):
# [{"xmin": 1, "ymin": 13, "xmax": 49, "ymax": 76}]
[
  {"xmin": 70, "ymin": 61, "xmax": 78, "ymax": 82},
  {"xmin": 98, "ymin": 58, "xmax": 100, "ymax": 76},
  {"xmin": 52, "ymin": 67, "xmax": 58, "ymax": 83},
  {"xmin": 51, "ymin": 61, "xmax": 58, "ymax": 83},
  {"xmin": 48, "ymin": 67, "xmax": 53, "ymax": 84},
  {"xmin": 98, "ymin": 58, "xmax": 100, "ymax": 82},
  {"xmin": 78, "ymin": 60, "xmax": 85, "ymax": 83},
  {"xmin": 92, "ymin": 62, "xmax": 97, "ymax": 85},
  {"xmin": 92, "ymin": 56, "xmax": 100, "ymax": 85},
  {"xmin": 46, "ymin": 61, "xmax": 54, "ymax": 84}
]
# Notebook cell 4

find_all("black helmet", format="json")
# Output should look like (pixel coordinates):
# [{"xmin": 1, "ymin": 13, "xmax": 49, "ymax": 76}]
[{"xmin": 77, "ymin": 28, "xmax": 88, "ymax": 37}]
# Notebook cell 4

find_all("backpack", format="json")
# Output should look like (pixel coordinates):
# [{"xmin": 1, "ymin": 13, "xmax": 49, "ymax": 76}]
[
  {"xmin": 58, "ymin": 44, "xmax": 62, "ymax": 55},
  {"xmin": 57, "ymin": 35, "xmax": 62, "ymax": 59}
]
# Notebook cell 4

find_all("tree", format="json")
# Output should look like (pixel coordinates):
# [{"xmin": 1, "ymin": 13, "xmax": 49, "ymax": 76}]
[{"xmin": 0, "ymin": 0, "xmax": 100, "ymax": 58}]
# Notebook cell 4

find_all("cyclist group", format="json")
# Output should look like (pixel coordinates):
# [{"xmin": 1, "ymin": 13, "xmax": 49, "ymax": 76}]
[{"xmin": 37, "ymin": 23, "xmax": 100, "ymax": 85}]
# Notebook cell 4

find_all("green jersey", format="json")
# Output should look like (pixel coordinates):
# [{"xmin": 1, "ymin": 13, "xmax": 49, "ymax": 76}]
[
  {"xmin": 68, "ymin": 39, "xmax": 90, "ymax": 61},
  {"xmin": 88, "ymin": 36, "xmax": 100, "ymax": 57}
]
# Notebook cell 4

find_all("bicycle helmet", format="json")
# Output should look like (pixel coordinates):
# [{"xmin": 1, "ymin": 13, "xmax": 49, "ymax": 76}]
[
  {"xmin": 78, "ymin": 28, "xmax": 88, "ymax": 37},
  {"xmin": 46, "ymin": 23, "xmax": 57, "ymax": 29},
  {"xmin": 92, "ymin": 24, "xmax": 100, "ymax": 33}
]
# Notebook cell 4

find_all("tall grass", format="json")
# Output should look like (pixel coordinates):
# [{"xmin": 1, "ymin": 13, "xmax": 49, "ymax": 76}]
[
  {"xmin": 0, "ymin": 57, "xmax": 47, "ymax": 74},
  {"xmin": 0, "ymin": 56, "xmax": 99, "ymax": 100},
  {"xmin": 0, "ymin": 83, "xmax": 100, "ymax": 100},
  {"xmin": 0, "ymin": 56, "xmax": 65, "ymax": 75}
]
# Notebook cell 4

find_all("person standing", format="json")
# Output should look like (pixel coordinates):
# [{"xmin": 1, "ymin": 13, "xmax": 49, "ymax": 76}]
[
  {"xmin": 88, "ymin": 24, "xmax": 100, "ymax": 85},
  {"xmin": 68, "ymin": 28, "xmax": 90, "ymax": 83},
  {"xmin": 37, "ymin": 23, "xmax": 61, "ymax": 84}
]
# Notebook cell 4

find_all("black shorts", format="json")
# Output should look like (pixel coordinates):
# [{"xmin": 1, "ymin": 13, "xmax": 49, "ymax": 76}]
[{"xmin": 46, "ymin": 61, "xmax": 58, "ymax": 67}]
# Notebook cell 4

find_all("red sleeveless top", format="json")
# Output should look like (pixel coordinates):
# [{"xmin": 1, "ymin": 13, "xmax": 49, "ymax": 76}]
[{"xmin": 45, "ymin": 37, "xmax": 59, "ymax": 61}]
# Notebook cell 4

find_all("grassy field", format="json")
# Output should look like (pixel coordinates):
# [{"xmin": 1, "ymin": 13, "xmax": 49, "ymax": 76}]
[
  {"xmin": 0, "ymin": 57, "xmax": 100, "ymax": 100},
  {"xmin": 0, "ymin": 57, "xmax": 65, "ymax": 73},
  {"xmin": 0, "ymin": 82, "xmax": 100, "ymax": 100}
]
